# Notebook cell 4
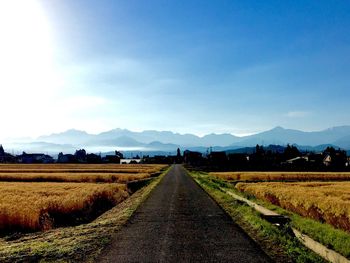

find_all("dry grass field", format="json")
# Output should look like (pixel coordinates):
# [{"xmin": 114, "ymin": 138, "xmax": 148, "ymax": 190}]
[
  {"xmin": 0, "ymin": 164, "xmax": 167, "ymax": 174},
  {"xmin": 236, "ymin": 181, "xmax": 350, "ymax": 232},
  {"xmin": 210, "ymin": 171, "xmax": 350, "ymax": 182},
  {"xmin": 0, "ymin": 182, "xmax": 129, "ymax": 232},
  {"xmin": 0, "ymin": 164, "xmax": 168, "ymax": 233}
]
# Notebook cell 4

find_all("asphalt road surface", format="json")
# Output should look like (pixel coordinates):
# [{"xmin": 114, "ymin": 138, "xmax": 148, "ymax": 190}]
[{"xmin": 99, "ymin": 164, "xmax": 272, "ymax": 262}]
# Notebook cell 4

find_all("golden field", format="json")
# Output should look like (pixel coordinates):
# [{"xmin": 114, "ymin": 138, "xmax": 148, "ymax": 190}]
[
  {"xmin": 236, "ymin": 182, "xmax": 350, "ymax": 232},
  {"xmin": 0, "ymin": 172, "xmax": 151, "ymax": 183},
  {"xmin": 0, "ymin": 164, "xmax": 168, "ymax": 233},
  {"xmin": 0, "ymin": 164, "xmax": 167, "ymax": 174},
  {"xmin": 210, "ymin": 171, "xmax": 350, "ymax": 182},
  {"xmin": 0, "ymin": 182, "xmax": 129, "ymax": 232}
]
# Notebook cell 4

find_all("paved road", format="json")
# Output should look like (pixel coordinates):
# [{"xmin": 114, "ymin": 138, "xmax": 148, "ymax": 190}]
[{"xmin": 99, "ymin": 165, "xmax": 271, "ymax": 262}]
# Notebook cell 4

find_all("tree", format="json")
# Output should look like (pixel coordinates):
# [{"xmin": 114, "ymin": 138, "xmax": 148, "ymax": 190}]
[
  {"xmin": 74, "ymin": 149, "xmax": 87, "ymax": 163},
  {"xmin": 283, "ymin": 144, "xmax": 300, "ymax": 160},
  {"xmin": 57, "ymin": 152, "xmax": 64, "ymax": 162},
  {"xmin": 176, "ymin": 148, "xmax": 183, "ymax": 163},
  {"xmin": 255, "ymin": 144, "xmax": 264, "ymax": 155},
  {"xmin": 176, "ymin": 148, "xmax": 181, "ymax": 157},
  {"xmin": 0, "ymin": 145, "xmax": 4, "ymax": 156},
  {"xmin": 323, "ymin": 147, "xmax": 347, "ymax": 169},
  {"xmin": 115, "ymin": 150, "xmax": 123, "ymax": 159}
]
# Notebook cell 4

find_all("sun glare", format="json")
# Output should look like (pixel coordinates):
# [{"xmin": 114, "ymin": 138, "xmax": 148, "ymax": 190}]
[
  {"xmin": 0, "ymin": 0, "xmax": 62, "ymax": 138},
  {"xmin": 0, "ymin": 0, "xmax": 58, "ymax": 102}
]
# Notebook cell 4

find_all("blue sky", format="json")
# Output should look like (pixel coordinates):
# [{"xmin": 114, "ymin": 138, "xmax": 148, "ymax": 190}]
[{"xmin": 0, "ymin": 0, "xmax": 349, "ymax": 139}]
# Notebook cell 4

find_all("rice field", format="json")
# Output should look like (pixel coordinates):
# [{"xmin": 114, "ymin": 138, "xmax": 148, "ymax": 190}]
[
  {"xmin": 210, "ymin": 171, "xmax": 350, "ymax": 182},
  {"xmin": 0, "ymin": 164, "xmax": 167, "ymax": 183},
  {"xmin": 0, "ymin": 164, "xmax": 166, "ymax": 174},
  {"xmin": 236, "ymin": 181, "xmax": 350, "ymax": 232},
  {"xmin": 0, "ymin": 182, "xmax": 129, "ymax": 232},
  {"xmin": 0, "ymin": 172, "xmax": 151, "ymax": 183},
  {"xmin": 0, "ymin": 164, "xmax": 168, "ymax": 233}
]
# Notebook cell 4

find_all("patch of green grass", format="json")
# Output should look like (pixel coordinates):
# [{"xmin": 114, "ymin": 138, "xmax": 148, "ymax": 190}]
[
  {"xmin": 258, "ymin": 203, "xmax": 350, "ymax": 259},
  {"xmin": 190, "ymin": 171, "xmax": 326, "ymax": 263},
  {"xmin": 0, "ymin": 166, "xmax": 170, "ymax": 262},
  {"xmin": 292, "ymin": 216, "xmax": 350, "ymax": 257}
]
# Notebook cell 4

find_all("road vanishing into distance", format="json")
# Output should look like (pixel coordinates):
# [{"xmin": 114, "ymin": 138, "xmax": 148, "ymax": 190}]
[{"xmin": 99, "ymin": 165, "xmax": 271, "ymax": 262}]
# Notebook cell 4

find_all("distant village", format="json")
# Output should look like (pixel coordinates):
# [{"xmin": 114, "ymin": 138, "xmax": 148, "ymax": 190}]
[
  {"xmin": 0, "ymin": 144, "xmax": 349, "ymax": 171},
  {"xmin": 183, "ymin": 145, "xmax": 350, "ymax": 171},
  {"xmin": 0, "ymin": 145, "xmax": 140, "ymax": 164}
]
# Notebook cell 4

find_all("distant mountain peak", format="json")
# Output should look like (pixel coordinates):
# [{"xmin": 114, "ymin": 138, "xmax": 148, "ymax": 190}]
[
  {"xmin": 64, "ymin": 129, "xmax": 89, "ymax": 134},
  {"xmin": 271, "ymin": 126, "xmax": 286, "ymax": 131},
  {"xmin": 39, "ymin": 129, "xmax": 88, "ymax": 138}
]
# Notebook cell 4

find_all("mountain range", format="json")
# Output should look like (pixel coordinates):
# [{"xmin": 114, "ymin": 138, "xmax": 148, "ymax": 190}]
[{"xmin": 3, "ymin": 126, "xmax": 350, "ymax": 155}]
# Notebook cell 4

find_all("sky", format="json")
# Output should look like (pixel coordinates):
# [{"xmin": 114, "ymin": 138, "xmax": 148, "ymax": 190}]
[{"xmin": 0, "ymin": 0, "xmax": 349, "ymax": 140}]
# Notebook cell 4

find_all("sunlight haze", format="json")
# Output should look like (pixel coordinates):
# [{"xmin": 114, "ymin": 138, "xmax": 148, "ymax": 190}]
[{"xmin": 1, "ymin": 0, "xmax": 349, "ymax": 140}]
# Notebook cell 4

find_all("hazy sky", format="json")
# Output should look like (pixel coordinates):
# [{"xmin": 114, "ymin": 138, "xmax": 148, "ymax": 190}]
[{"xmin": 0, "ymin": 0, "xmax": 349, "ymax": 139}]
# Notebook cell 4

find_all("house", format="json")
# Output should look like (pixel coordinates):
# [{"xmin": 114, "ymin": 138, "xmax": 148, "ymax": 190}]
[
  {"xmin": 120, "ymin": 158, "xmax": 142, "ymax": 164},
  {"xmin": 286, "ymin": 156, "xmax": 309, "ymax": 164},
  {"xmin": 323, "ymin": 154, "xmax": 332, "ymax": 167},
  {"xmin": 346, "ymin": 157, "xmax": 350, "ymax": 167},
  {"xmin": 102, "ymin": 150, "xmax": 124, "ymax": 163},
  {"xmin": 281, "ymin": 156, "xmax": 309, "ymax": 169}
]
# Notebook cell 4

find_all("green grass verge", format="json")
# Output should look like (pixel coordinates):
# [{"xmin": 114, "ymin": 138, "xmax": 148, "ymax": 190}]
[
  {"xmin": 189, "ymin": 171, "xmax": 327, "ymax": 263},
  {"xmin": 0, "ymin": 166, "xmax": 170, "ymax": 262}
]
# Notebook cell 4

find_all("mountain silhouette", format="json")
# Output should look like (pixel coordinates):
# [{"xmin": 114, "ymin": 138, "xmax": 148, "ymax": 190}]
[{"xmin": 6, "ymin": 125, "xmax": 350, "ymax": 153}]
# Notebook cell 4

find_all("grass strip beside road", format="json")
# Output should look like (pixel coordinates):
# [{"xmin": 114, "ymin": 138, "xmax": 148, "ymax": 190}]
[
  {"xmin": 0, "ymin": 166, "xmax": 170, "ymax": 262},
  {"xmin": 258, "ymin": 198, "xmax": 350, "ymax": 260},
  {"xmin": 207, "ymin": 171, "xmax": 350, "ymax": 258},
  {"xmin": 189, "ymin": 170, "xmax": 327, "ymax": 263}
]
